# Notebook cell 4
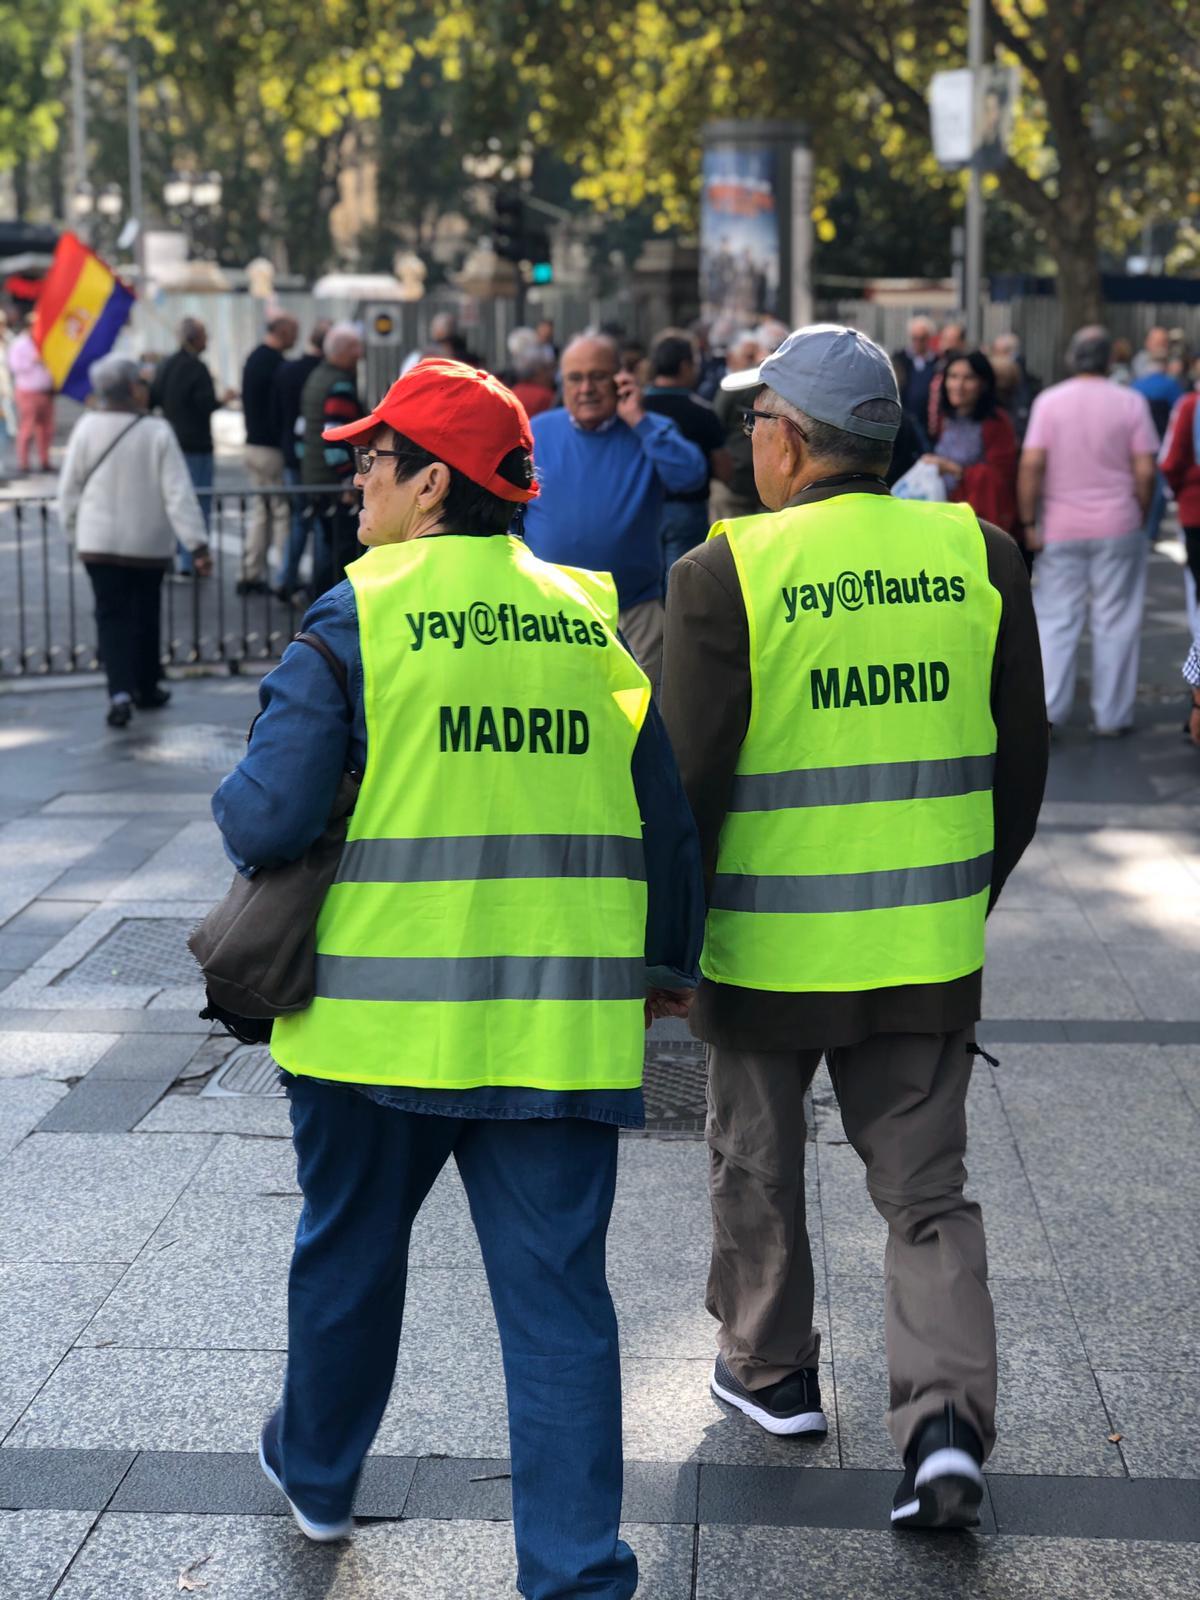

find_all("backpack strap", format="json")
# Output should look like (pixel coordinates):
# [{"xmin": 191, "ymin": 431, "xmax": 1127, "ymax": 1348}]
[{"xmin": 292, "ymin": 630, "xmax": 351, "ymax": 714}]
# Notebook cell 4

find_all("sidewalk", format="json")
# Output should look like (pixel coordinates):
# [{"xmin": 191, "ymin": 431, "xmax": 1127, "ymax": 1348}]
[{"xmin": 1, "ymin": 553, "xmax": 1198, "ymax": 1598}]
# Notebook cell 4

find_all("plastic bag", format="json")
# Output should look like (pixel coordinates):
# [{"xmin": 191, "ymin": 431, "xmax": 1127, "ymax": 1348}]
[{"xmin": 891, "ymin": 459, "xmax": 948, "ymax": 502}]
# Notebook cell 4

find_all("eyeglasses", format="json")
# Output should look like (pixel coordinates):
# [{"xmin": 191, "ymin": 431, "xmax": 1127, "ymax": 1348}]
[
  {"xmin": 352, "ymin": 445, "xmax": 402, "ymax": 476},
  {"xmin": 741, "ymin": 408, "xmax": 809, "ymax": 441}
]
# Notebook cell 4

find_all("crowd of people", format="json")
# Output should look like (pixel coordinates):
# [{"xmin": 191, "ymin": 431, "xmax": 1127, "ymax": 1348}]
[{"xmin": 16, "ymin": 297, "xmax": 1197, "ymax": 745}]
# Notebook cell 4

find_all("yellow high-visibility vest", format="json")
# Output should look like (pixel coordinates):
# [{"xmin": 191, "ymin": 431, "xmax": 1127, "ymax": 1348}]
[
  {"xmin": 272, "ymin": 534, "xmax": 651, "ymax": 1089},
  {"xmin": 702, "ymin": 495, "xmax": 1001, "ymax": 992}
]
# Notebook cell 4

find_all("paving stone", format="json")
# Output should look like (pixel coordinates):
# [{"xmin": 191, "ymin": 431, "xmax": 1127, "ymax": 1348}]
[
  {"xmin": 0, "ymin": 1077, "xmax": 68, "ymax": 1157},
  {"xmin": 402, "ymin": 1456, "xmax": 698, "ymax": 1525},
  {"xmin": 52, "ymin": 1514, "xmax": 693, "ymax": 1600},
  {"xmin": 7, "ymin": 1349, "xmax": 285, "ymax": 1453},
  {"xmin": 111, "ymin": 1451, "xmax": 421, "ymax": 1518},
  {"xmin": 620, "ymin": 1356, "xmax": 839, "ymax": 1466},
  {"xmin": 1032, "ymin": 1192, "xmax": 1200, "ymax": 1280},
  {"xmin": 609, "ymin": 1139, "xmax": 711, "ymax": 1268},
  {"xmin": 40, "ymin": 792, "xmax": 214, "ymax": 816},
  {"xmin": 608, "ymin": 1261, "xmax": 827, "ymax": 1361},
  {"xmin": 86, "ymin": 1033, "xmax": 203, "ymax": 1082},
  {"xmin": 187, "ymin": 1135, "xmax": 299, "ymax": 1194},
  {"xmin": 0, "ymin": 1448, "xmax": 133, "ymax": 1511},
  {"xmin": 1061, "ymin": 1269, "xmax": 1200, "ymax": 1372},
  {"xmin": 0, "ymin": 1031, "xmax": 114, "ymax": 1081},
  {"xmin": 828, "ymin": 1278, "xmax": 1119, "ymax": 1477},
  {"xmin": 1102, "ymin": 945, "xmax": 1200, "ymax": 1022},
  {"xmin": 982, "ymin": 962, "xmax": 1144, "ymax": 1023},
  {"xmin": 1075, "ymin": 886, "xmax": 1200, "ymax": 947},
  {"xmin": 696, "ymin": 1526, "xmax": 1200, "ymax": 1599},
  {"xmin": 988, "ymin": 1474, "xmax": 1200, "ymax": 1541},
  {"xmin": 0, "ymin": 817, "xmax": 124, "ymax": 927},
  {"xmin": 109, "ymin": 821, "xmax": 234, "ymax": 903},
  {"xmin": 0, "ymin": 1509, "xmax": 94, "ymax": 1600},
  {"xmin": 697, "ymin": 1463, "xmax": 997, "ymax": 1535},
  {"xmin": 0, "ymin": 1133, "xmax": 214, "ymax": 1263},
  {"xmin": 135, "ymin": 1092, "xmax": 291, "ymax": 1136},
  {"xmin": 36, "ymin": 1009, "xmax": 212, "ymax": 1033},
  {"xmin": 36, "ymin": 1076, "xmax": 172, "ymax": 1134},
  {"xmin": 39, "ymin": 868, "xmax": 144, "ymax": 903},
  {"xmin": 1094, "ymin": 1371, "xmax": 1200, "ymax": 1479},
  {"xmin": 0, "ymin": 971, "xmax": 163, "ymax": 1010},
  {"xmin": 0, "ymin": 932, "xmax": 61, "ymax": 967},
  {"xmin": 0, "ymin": 1263, "xmax": 125, "ymax": 1438}
]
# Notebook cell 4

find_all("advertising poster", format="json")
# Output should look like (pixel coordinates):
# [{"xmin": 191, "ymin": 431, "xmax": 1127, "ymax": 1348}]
[{"xmin": 700, "ymin": 143, "xmax": 782, "ymax": 324}]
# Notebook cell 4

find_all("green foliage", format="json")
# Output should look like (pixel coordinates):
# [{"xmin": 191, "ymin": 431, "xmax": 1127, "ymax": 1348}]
[{"xmin": 7, "ymin": 0, "xmax": 1196, "ymax": 310}]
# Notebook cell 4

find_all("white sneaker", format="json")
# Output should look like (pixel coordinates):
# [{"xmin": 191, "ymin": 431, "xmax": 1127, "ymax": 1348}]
[{"xmin": 258, "ymin": 1417, "xmax": 354, "ymax": 1542}]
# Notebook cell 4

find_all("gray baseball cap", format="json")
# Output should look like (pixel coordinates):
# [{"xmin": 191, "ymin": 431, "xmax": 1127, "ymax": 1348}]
[{"xmin": 722, "ymin": 323, "xmax": 901, "ymax": 442}]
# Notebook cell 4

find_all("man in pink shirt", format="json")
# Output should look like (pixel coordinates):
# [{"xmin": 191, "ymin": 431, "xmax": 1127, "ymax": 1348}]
[
  {"xmin": 7, "ymin": 316, "xmax": 56, "ymax": 474},
  {"xmin": 1018, "ymin": 325, "xmax": 1159, "ymax": 735}
]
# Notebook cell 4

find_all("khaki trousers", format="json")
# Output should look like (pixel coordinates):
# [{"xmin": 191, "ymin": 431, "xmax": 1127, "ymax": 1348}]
[
  {"xmin": 706, "ymin": 1029, "xmax": 997, "ymax": 1456},
  {"xmin": 618, "ymin": 598, "xmax": 664, "ymax": 693},
  {"xmin": 243, "ymin": 444, "xmax": 291, "ymax": 581}
]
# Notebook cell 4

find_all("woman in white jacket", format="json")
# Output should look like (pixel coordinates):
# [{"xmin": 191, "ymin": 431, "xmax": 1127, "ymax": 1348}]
[{"xmin": 58, "ymin": 354, "xmax": 212, "ymax": 726}]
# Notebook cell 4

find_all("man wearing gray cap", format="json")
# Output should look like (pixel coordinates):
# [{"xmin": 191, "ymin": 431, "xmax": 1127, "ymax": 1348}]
[{"xmin": 661, "ymin": 325, "xmax": 1046, "ymax": 1529}]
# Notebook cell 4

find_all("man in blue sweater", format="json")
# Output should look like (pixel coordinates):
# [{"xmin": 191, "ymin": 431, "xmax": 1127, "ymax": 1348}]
[{"xmin": 523, "ymin": 333, "xmax": 707, "ymax": 687}]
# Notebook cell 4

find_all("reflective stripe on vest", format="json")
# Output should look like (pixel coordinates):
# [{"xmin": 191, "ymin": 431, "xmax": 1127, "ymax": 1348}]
[
  {"xmin": 314, "ymin": 953, "xmax": 644, "ymax": 1003},
  {"xmin": 337, "ymin": 832, "xmax": 646, "ymax": 884},
  {"xmin": 711, "ymin": 850, "xmax": 994, "ymax": 915},
  {"xmin": 271, "ymin": 535, "xmax": 651, "ymax": 1092},
  {"xmin": 702, "ymin": 496, "xmax": 1001, "ymax": 994},
  {"xmin": 730, "ymin": 753, "xmax": 995, "ymax": 812}
]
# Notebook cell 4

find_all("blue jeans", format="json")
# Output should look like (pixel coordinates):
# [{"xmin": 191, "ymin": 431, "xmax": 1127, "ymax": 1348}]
[
  {"xmin": 181, "ymin": 451, "xmax": 214, "ymax": 573},
  {"xmin": 279, "ymin": 1075, "xmax": 637, "ymax": 1600},
  {"xmin": 278, "ymin": 465, "xmax": 308, "ymax": 591},
  {"xmin": 659, "ymin": 499, "xmax": 709, "ymax": 593}
]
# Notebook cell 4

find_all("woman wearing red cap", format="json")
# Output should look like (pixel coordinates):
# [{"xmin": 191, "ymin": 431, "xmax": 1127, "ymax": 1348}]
[{"xmin": 213, "ymin": 358, "xmax": 702, "ymax": 1596}]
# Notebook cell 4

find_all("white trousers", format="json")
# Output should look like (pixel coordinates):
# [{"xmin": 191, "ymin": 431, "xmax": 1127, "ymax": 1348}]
[
  {"xmin": 1033, "ymin": 527, "xmax": 1147, "ymax": 732},
  {"xmin": 242, "ymin": 445, "xmax": 290, "ymax": 581}
]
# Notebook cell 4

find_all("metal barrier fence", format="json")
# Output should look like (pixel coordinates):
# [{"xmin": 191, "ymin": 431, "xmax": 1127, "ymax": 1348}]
[{"xmin": 0, "ymin": 487, "xmax": 352, "ymax": 678}]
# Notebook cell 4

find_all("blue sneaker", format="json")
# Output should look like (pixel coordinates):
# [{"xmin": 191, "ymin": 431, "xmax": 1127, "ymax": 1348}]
[{"xmin": 258, "ymin": 1412, "xmax": 354, "ymax": 1542}]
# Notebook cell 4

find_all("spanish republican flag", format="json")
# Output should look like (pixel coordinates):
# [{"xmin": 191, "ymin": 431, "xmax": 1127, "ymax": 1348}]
[{"xmin": 33, "ymin": 232, "xmax": 135, "ymax": 401}]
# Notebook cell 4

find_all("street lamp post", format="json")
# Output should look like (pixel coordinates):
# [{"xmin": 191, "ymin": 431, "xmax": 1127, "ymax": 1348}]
[
  {"xmin": 965, "ymin": 0, "xmax": 986, "ymax": 345},
  {"xmin": 163, "ymin": 171, "xmax": 223, "ymax": 261},
  {"xmin": 70, "ymin": 32, "xmax": 90, "ymax": 241}
]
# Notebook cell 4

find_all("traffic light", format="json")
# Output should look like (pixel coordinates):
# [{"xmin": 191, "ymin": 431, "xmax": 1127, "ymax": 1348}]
[{"xmin": 493, "ymin": 191, "xmax": 525, "ymax": 262}]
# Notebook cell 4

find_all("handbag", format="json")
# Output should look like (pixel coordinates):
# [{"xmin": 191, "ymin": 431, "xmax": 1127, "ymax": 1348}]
[{"xmin": 188, "ymin": 632, "xmax": 361, "ymax": 1040}]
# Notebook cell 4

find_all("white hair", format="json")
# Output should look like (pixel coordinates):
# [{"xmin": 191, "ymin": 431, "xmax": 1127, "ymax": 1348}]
[{"xmin": 89, "ymin": 354, "xmax": 142, "ymax": 406}]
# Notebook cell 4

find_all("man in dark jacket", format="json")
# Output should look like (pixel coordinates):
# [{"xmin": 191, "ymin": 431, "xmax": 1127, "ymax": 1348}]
[
  {"xmin": 297, "ymin": 323, "xmax": 365, "ymax": 596},
  {"xmin": 239, "ymin": 314, "xmax": 298, "ymax": 592},
  {"xmin": 662, "ymin": 324, "xmax": 1047, "ymax": 1532},
  {"xmin": 271, "ymin": 320, "xmax": 330, "ymax": 599},
  {"xmin": 150, "ymin": 317, "xmax": 229, "ymax": 573}
]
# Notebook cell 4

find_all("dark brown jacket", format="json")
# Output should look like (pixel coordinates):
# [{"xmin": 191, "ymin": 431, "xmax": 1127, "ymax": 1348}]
[{"xmin": 660, "ymin": 478, "xmax": 1047, "ymax": 1051}]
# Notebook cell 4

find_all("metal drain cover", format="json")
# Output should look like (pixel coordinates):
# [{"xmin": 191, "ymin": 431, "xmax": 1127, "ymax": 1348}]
[
  {"xmin": 55, "ymin": 918, "xmax": 199, "ymax": 988},
  {"xmin": 643, "ymin": 1039, "xmax": 708, "ymax": 1135},
  {"xmin": 202, "ymin": 1044, "xmax": 284, "ymax": 1097},
  {"xmin": 130, "ymin": 723, "xmax": 248, "ymax": 774},
  {"xmin": 200, "ymin": 1038, "xmax": 710, "ymax": 1133}
]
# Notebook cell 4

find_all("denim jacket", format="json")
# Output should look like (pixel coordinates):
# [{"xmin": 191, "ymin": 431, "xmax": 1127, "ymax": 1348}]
[{"xmin": 212, "ymin": 554, "xmax": 705, "ymax": 1127}]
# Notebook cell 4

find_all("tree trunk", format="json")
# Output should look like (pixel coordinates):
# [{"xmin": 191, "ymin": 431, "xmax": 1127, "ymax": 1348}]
[{"xmin": 1053, "ymin": 235, "xmax": 1103, "ymax": 354}]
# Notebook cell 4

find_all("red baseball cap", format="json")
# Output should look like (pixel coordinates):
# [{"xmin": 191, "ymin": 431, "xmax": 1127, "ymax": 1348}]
[{"xmin": 323, "ymin": 357, "xmax": 539, "ymax": 503}]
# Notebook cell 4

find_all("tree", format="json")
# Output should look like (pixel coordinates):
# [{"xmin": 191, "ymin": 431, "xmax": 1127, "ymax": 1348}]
[{"xmin": 436, "ymin": 0, "xmax": 1199, "ymax": 340}]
